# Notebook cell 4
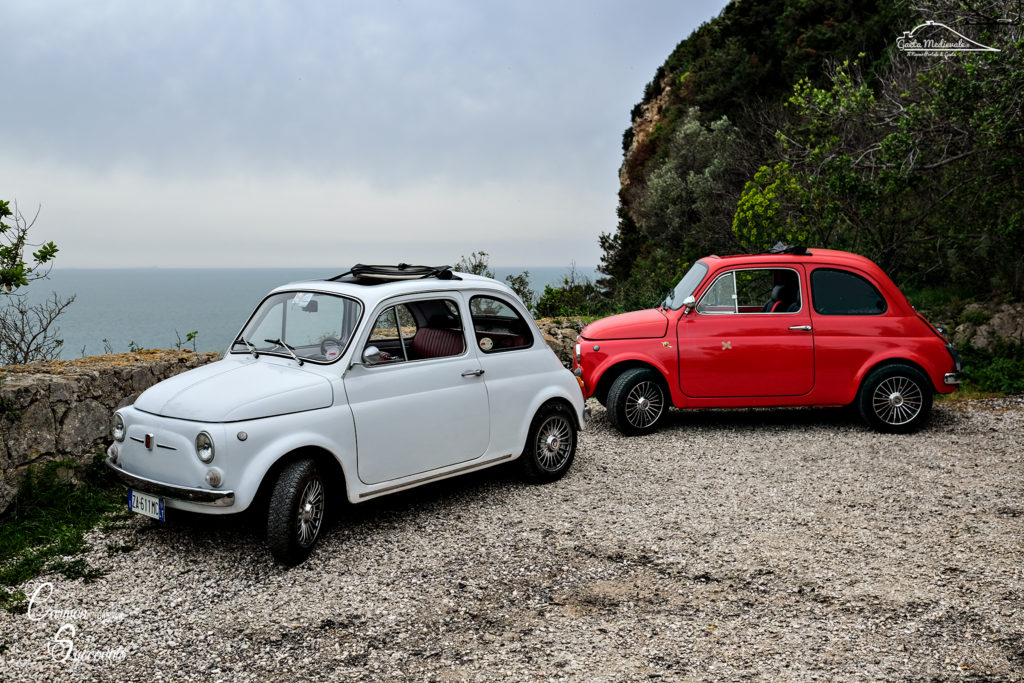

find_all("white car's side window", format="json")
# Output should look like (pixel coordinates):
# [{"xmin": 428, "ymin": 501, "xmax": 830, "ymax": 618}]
[
  {"xmin": 469, "ymin": 295, "xmax": 534, "ymax": 353},
  {"xmin": 364, "ymin": 298, "xmax": 467, "ymax": 363}
]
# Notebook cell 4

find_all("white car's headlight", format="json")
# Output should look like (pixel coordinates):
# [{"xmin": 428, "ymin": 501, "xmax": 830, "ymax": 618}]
[
  {"xmin": 195, "ymin": 431, "xmax": 215, "ymax": 463},
  {"xmin": 113, "ymin": 413, "xmax": 126, "ymax": 442}
]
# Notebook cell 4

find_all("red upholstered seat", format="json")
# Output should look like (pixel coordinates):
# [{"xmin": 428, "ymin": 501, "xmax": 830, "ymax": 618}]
[{"xmin": 411, "ymin": 328, "xmax": 465, "ymax": 359}]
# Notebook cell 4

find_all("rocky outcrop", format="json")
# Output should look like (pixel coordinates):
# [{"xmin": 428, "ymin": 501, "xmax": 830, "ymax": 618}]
[
  {"xmin": 0, "ymin": 350, "xmax": 220, "ymax": 514},
  {"xmin": 535, "ymin": 317, "xmax": 587, "ymax": 368},
  {"xmin": 619, "ymin": 73, "xmax": 674, "ymax": 193},
  {"xmin": 953, "ymin": 303, "xmax": 1024, "ymax": 352}
]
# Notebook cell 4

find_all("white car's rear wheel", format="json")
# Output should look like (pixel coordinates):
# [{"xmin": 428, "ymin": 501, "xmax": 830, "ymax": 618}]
[{"xmin": 520, "ymin": 403, "xmax": 577, "ymax": 483}]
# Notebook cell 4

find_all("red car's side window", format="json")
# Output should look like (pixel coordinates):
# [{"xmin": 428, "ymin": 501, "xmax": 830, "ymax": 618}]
[
  {"xmin": 811, "ymin": 268, "xmax": 887, "ymax": 315},
  {"xmin": 696, "ymin": 268, "xmax": 801, "ymax": 314}
]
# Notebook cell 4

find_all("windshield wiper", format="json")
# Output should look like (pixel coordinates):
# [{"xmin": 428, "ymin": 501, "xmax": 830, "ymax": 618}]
[
  {"xmin": 264, "ymin": 338, "xmax": 304, "ymax": 366},
  {"xmin": 234, "ymin": 336, "xmax": 259, "ymax": 358}
]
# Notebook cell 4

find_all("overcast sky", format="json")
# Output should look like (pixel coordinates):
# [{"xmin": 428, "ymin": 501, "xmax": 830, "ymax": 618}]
[{"xmin": 3, "ymin": 1, "xmax": 729, "ymax": 269}]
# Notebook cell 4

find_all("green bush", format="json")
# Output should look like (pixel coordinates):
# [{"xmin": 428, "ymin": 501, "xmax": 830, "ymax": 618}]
[
  {"xmin": 0, "ymin": 454, "xmax": 125, "ymax": 611},
  {"xmin": 960, "ymin": 344, "xmax": 1024, "ymax": 395}
]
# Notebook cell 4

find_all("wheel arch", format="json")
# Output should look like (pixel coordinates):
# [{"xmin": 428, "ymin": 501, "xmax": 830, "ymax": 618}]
[
  {"xmin": 535, "ymin": 396, "xmax": 584, "ymax": 431},
  {"xmin": 593, "ymin": 359, "xmax": 669, "ymax": 406},
  {"xmin": 855, "ymin": 356, "xmax": 936, "ymax": 401},
  {"xmin": 252, "ymin": 445, "xmax": 348, "ymax": 515}
]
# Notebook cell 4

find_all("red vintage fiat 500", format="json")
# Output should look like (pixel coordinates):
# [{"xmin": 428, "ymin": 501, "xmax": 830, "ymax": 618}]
[{"xmin": 573, "ymin": 246, "xmax": 962, "ymax": 434}]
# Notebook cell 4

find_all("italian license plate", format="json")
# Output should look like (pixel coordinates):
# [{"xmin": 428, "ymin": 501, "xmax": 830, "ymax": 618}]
[{"xmin": 128, "ymin": 490, "xmax": 165, "ymax": 521}]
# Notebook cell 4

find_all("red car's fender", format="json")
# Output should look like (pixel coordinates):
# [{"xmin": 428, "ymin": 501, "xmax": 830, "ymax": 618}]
[{"xmin": 577, "ymin": 334, "xmax": 679, "ymax": 404}]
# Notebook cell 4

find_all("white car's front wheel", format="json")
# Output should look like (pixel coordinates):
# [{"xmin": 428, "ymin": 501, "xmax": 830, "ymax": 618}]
[
  {"xmin": 520, "ymin": 403, "xmax": 577, "ymax": 483},
  {"xmin": 267, "ymin": 458, "xmax": 326, "ymax": 565}
]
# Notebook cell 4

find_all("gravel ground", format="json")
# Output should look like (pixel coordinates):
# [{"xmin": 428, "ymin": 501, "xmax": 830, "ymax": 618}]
[{"xmin": 2, "ymin": 398, "xmax": 1023, "ymax": 681}]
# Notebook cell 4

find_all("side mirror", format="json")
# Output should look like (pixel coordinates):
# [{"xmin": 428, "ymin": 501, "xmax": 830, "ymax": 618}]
[
  {"xmin": 682, "ymin": 295, "xmax": 696, "ymax": 314},
  {"xmin": 361, "ymin": 345, "xmax": 383, "ymax": 365}
]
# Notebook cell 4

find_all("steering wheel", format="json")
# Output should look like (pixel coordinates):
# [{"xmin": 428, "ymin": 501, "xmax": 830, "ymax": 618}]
[{"xmin": 320, "ymin": 337, "xmax": 343, "ymax": 360}]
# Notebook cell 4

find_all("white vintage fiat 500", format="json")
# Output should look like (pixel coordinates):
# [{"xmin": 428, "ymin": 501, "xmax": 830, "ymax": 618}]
[{"xmin": 106, "ymin": 264, "xmax": 585, "ymax": 564}]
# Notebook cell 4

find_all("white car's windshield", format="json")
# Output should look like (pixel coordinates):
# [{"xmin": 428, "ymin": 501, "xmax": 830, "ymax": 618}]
[
  {"xmin": 232, "ymin": 291, "xmax": 362, "ymax": 363},
  {"xmin": 663, "ymin": 261, "xmax": 709, "ymax": 310}
]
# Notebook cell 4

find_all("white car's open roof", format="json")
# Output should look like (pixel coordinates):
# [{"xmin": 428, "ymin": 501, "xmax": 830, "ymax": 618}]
[{"xmin": 268, "ymin": 269, "xmax": 516, "ymax": 307}]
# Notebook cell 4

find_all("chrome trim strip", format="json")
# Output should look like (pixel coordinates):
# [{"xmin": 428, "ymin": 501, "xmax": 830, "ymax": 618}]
[
  {"xmin": 358, "ymin": 454, "xmax": 515, "ymax": 499},
  {"xmin": 129, "ymin": 436, "xmax": 177, "ymax": 450},
  {"xmin": 104, "ymin": 458, "xmax": 235, "ymax": 506}
]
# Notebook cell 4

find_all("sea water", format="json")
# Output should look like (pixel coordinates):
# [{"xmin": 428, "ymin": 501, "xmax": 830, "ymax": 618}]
[{"xmin": 13, "ymin": 266, "xmax": 599, "ymax": 360}]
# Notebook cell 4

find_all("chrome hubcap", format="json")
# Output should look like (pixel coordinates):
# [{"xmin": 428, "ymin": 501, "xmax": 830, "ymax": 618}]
[
  {"xmin": 536, "ymin": 416, "xmax": 572, "ymax": 471},
  {"xmin": 296, "ymin": 478, "xmax": 324, "ymax": 548},
  {"xmin": 872, "ymin": 376, "xmax": 923, "ymax": 426},
  {"xmin": 625, "ymin": 381, "xmax": 664, "ymax": 428}
]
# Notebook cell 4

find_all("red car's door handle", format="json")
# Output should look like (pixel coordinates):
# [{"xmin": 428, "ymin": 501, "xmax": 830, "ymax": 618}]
[{"xmin": 788, "ymin": 325, "xmax": 812, "ymax": 331}]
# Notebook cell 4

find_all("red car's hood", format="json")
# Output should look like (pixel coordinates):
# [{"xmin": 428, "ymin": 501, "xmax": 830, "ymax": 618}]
[{"xmin": 581, "ymin": 309, "xmax": 668, "ymax": 340}]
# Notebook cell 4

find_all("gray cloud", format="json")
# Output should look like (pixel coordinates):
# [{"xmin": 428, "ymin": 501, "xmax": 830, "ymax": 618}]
[{"xmin": 2, "ymin": 0, "xmax": 729, "ymax": 267}]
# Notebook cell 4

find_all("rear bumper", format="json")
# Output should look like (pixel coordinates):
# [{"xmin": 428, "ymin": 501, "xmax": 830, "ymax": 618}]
[
  {"xmin": 943, "ymin": 344, "xmax": 963, "ymax": 386},
  {"xmin": 105, "ymin": 450, "xmax": 235, "ymax": 507}
]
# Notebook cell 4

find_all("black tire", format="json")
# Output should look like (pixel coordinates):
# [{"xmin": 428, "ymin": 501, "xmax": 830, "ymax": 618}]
[
  {"xmin": 520, "ymin": 403, "xmax": 577, "ymax": 483},
  {"xmin": 266, "ymin": 458, "xmax": 327, "ymax": 565},
  {"xmin": 857, "ymin": 364, "xmax": 933, "ymax": 434},
  {"xmin": 607, "ymin": 368, "xmax": 668, "ymax": 436}
]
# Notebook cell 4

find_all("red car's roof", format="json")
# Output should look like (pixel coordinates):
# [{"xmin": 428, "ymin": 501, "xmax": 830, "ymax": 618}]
[
  {"xmin": 704, "ymin": 248, "xmax": 882, "ymax": 271},
  {"xmin": 701, "ymin": 248, "xmax": 912, "ymax": 314}
]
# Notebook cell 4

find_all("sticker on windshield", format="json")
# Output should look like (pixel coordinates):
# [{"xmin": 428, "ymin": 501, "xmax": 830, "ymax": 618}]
[{"xmin": 292, "ymin": 293, "xmax": 314, "ymax": 307}]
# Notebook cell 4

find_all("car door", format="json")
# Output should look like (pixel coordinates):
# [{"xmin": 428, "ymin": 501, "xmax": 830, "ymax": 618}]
[
  {"xmin": 677, "ymin": 266, "xmax": 815, "ymax": 398},
  {"xmin": 344, "ymin": 294, "xmax": 490, "ymax": 485},
  {"xmin": 464, "ymin": 292, "xmax": 542, "ymax": 453}
]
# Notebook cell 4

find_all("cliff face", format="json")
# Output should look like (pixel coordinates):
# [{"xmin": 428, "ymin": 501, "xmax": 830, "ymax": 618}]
[{"xmin": 619, "ymin": 74, "xmax": 674, "ymax": 196}]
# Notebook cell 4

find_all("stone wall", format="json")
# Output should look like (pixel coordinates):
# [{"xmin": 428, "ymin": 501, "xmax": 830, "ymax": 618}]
[
  {"xmin": 0, "ymin": 321, "xmax": 586, "ymax": 516},
  {"xmin": 534, "ymin": 317, "xmax": 586, "ymax": 367},
  {"xmin": 0, "ymin": 350, "xmax": 221, "ymax": 514},
  {"xmin": 953, "ymin": 303, "xmax": 1024, "ymax": 352}
]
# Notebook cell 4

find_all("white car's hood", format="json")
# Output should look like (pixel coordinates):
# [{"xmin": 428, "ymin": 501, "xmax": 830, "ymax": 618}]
[{"xmin": 134, "ymin": 356, "xmax": 334, "ymax": 422}]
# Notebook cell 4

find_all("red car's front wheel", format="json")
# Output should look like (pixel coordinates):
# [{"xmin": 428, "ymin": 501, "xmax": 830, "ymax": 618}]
[{"xmin": 607, "ymin": 368, "xmax": 667, "ymax": 436}]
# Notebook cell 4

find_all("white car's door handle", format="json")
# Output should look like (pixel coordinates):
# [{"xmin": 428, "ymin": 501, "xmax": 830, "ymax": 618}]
[
  {"xmin": 788, "ymin": 325, "xmax": 812, "ymax": 331},
  {"xmin": 461, "ymin": 369, "xmax": 485, "ymax": 377}
]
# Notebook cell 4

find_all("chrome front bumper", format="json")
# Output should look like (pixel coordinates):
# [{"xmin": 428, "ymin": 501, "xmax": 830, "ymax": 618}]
[{"xmin": 104, "ymin": 454, "xmax": 235, "ymax": 507}]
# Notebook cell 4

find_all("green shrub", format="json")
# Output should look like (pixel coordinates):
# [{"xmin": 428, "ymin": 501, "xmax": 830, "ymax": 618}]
[
  {"xmin": 0, "ymin": 454, "xmax": 126, "ymax": 610},
  {"xmin": 960, "ymin": 344, "xmax": 1024, "ymax": 395}
]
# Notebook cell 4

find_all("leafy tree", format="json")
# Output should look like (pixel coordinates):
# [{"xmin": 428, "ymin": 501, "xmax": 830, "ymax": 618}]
[
  {"xmin": 1, "ymin": 201, "xmax": 59, "ymax": 292},
  {"xmin": 502, "ymin": 271, "xmax": 536, "ymax": 311},
  {"xmin": 454, "ymin": 251, "xmax": 495, "ymax": 279},
  {"xmin": 1, "ymin": 200, "xmax": 71, "ymax": 365},
  {"xmin": 735, "ymin": 15, "xmax": 1024, "ymax": 296},
  {"xmin": 0, "ymin": 293, "xmax": 76, "ymax": 366},
  {"xmin": 455, "ymin": 251, "xmax": 535, "ymax": 309},
  {"xmin": 602, "ymin": 0, "xmax": 915, "ymax": 306},
  {"xmin": 534, "ymin": 264, "xmax": 608, "ymax": 317}
]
